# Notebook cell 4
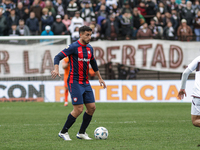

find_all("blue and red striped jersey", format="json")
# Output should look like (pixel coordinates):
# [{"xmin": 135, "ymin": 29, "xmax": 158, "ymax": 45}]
[{"xmin": 54, "ymin": 40, "xmax": 98, "ymax": 84}]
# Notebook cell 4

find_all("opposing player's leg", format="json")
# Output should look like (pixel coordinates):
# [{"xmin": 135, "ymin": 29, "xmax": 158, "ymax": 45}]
[
  {"xmin": 191, "ymin": 97, "xmax": 200, "ymax": 127},
  {"xmin": 191, "ymin": 115, "xmax": 200, "ymax": 127},
  {"xmin": 64, "ymin": 87, "xmax": 68, "ymax": 106},
  {"xmin": 77, "ymin": 90, "xmax": 95, "ymax": 140}
]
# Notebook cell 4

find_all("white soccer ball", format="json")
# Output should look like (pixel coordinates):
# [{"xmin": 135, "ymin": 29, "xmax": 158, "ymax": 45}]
[{"xmin": 94, "ymin": 127, "xmax": 108, "ymax": 140}]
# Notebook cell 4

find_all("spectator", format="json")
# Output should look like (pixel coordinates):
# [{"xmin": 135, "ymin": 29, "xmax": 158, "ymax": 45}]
[
  {"xmin": 91, "ymin": 0, "xmax": 99, "ymax": 10},
  {"xmin": 39, "ymin": 0, "xmax": 45, "ymax": 9},
  {"xmin": 106, "ymin": 62, "xmax": 116, "ymax": 79},
  {"xmin": 54, "ymin": 0, "xmax": 65, "ymax": 18},
  {"xmin": 89, "ymin": 18, "xmax": 101, "ymax": 41},
  {"xmin": 166, "ymin": 0, "xmax": 179, "ymax": 13},
  {"xmin": 163, "ymin": 21, "xmax": 175, "ymax": 40},
  {"xmin": 9, "ymin": 23, "xmax": 20, "ymax": 36},
  {"xmin": 148, "ymin": 19, "xmax": 162, "ymax": 39},
  {"xmin": 121, "ymin": 1, "xmax": 132, "ymax": 15},
  {"xmin": 18, "ymin": 0, "xmax": 30, "ymax": 8},
  {"xmin": 194, "ymin": 10, "xmax": 200, "ymax": 41},
  {"xmin": 104, "ymin": 14, "xmax": 118, "ymax": 40},
  {"xmin": 137, "ymin": 23, "xmax": 153, "ymax": 39},
  {"xmin": 26, "ymin": 12, "xmax": 39, "ymax": 35},
  {"xmin": 132, "ymin": 7, "xmax": 141, "ymax": 39},
  {"xmin": 15, "ymin": 2, "xmax": 24, "ymax": 19},
  {"xmin": 0, "ymin": 8, "xmax": 7, "ymax": 36},
  {"xmin": 127, "ymin": 67, "xmax": 139, "ymax": 80},
  {"xmin": 117, "ymin": 63, "xmax": 128, "ymax": 80},
  {"xmin": 156, "ymin": 2, "xmax": 166, "ymax": 15},
  {"xmin": 97, "ymin": 4, "xmax": 108, "ymax": 19},
  {"xmin": 163, "ymin": 12, "xmax": 178, "ymax": 31},
  {"xmin": 179, "ymin": 0, "xmax": 186, "ymax": 11},
  {"xmin": 137, "ymin": 1, "xmax": 146, "ymax": 16},
  {"xmin": 41, "ymin": 25, "xmax": 54, "ymax": 36},
  {"xmin": 81, "ymin": 1, "xmax": 95, "ymax": 25},
  {"xmin": 23, "ymin": 7, "xmax": 29, "ymax": 22},
  {"xmin": 71, "ymin": 26, "xmax": 79, "ymax": 42},
  {"xmin": 181, "ymin": 1, "xmax": 195, "ymax": 30},
  {"xmin": 106, "ymin": 1, "xmax": 118, "ymax": 14},
  {"xmin": 17, "ymin": 19, "xmax": 31, "ymax": 36},
  {"xmin": 95, "ymin": 0, "xmax": 110, "ymax": 15},
  {"xmin": 32, "ymin": 0, "xmax": 45, "ymax": 9},
  {"xmin": 177, "ymin": 19, "xmax": 193, "ymax": 41},
  {"xmin": 41, "ymin": 8, "xmax": 54, "ymax": 31},
  {"xmin": 145, "ymin": 0, "xmax": 156, "ymax": 16},
  {"xmin": 69, "ymin": 11, "xmax": 84, "ymax": 34},
  {"xmin": 153, "ymin": 11, "xmax": 164, "ymax": 35},
  {"xmin": 118, "ymin": 11, "xmax": 133, "ymax": 40},
  {"xmin": 44, "ymin": 0, "xmax": 56, "ymax": 18},
  {"xmin": 106, "ymin": 0, "xmax": 117, "ymax": 10},
  {"xmin": 62, "ymin": 14, "xmax": 71, "ymax": 31},
  {"xmin": 51, "ymin": 15, "xmax": 66, "ymax": 35},
  {"xmin": 66, "ymin": 0, "xmax": 78, "ymax": 19},
  {"xmin": 119, "ymin": 0, "xmax": 138, "ymax": 9},
  {"xmin": 7, "ymin": 9, "xmax": 19, "ymax": 31},
  {"xmin": 171, "ymin": 9, "xmax": 180, "ymax": 31},
  {"xmin": 193, "ymin": 0, "xmax": 200, "ymax": 15},
  {"xmin": 4, "ymin": 0, "xmax": 15, "ymax": 18},
  {"xmin": 40, "ymin": 25, "xmax": 54, "ymax": 43},
  {"xmin": 30, "ymin": 0, "xmax": 43, "ymax": 21}
]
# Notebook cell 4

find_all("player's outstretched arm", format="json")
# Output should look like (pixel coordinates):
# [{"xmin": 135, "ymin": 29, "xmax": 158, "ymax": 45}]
[
  {"xmin": 51, "ymin": 65, "xmax": 61, "ymax": 79},
  {"xmin": 95, "ymin": 71, "xmax": 106, "ymax": 89},
  {"xmin": 178, "ymin": 89, "xmax": 187, "ymax": 100},
  {"xmin": 177, "ymin": 68, "xmax": 192, "ymax": 99}
]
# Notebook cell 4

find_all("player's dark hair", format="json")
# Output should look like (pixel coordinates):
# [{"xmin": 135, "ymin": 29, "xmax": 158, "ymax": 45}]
[{"xmin": 79, "ymin": 26, "xmax": 92, "ymax": 34}]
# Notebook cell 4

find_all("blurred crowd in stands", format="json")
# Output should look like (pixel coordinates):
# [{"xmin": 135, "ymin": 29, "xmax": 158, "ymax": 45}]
[{"xmin": 0, "ymin": 0, "xmax": 200, "ymax": 41}]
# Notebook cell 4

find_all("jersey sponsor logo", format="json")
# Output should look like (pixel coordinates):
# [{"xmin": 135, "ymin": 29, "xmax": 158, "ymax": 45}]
[
  {"xmin": 78, "ymin": 58, "xmax": 90, "ymax": 62},
  {"xmin": 73, "ymin": 97, "xmax": 78, "ymax": 102},
  {"xmin": 88, "ymin": 51, "xmax": 90, "ymax": 54}
]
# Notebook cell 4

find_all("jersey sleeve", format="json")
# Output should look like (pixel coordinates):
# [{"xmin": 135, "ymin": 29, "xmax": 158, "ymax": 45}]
[
  {"xmin": 90, "ymin": 47, "xmax": 99, "ymax": 72},
  {"xmin": 188, "ymin": 56, "xmax": 200, "ymax": 71},
  {"xmin": 61, "ymin": 45, "xmax": 75, "ymax": 57},
  {"xmin": 54, "ymin": 45, "xmax": 74, "ymax": 65}
]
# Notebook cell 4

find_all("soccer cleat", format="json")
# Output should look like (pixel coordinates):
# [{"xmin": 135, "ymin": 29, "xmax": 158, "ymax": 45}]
[
  {"xmin": 76, "ymin": 132, "xmax": 92, "ymax": 140},
  {"xmin": 64, "ymin": 102, "xmax": 68, "ymax": 106},
  {"xmin": 58, "ymin": 131, "xmax": 72, "ymax": 141}
]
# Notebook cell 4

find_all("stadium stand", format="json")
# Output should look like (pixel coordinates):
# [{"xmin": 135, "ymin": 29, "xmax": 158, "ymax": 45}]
[{"xmin": 0, "ymin": 0, "xmax": 198, "ymax": 80}]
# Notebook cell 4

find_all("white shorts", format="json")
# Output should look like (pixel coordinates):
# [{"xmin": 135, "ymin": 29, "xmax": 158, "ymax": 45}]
[{"xmin": 191, "ymin": 97, "xmax": 200, "ymax": 115}]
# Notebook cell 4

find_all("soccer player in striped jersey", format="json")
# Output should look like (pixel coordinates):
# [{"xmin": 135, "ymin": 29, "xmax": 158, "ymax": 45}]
[
  {"xmin": 178, "ymin": 56, "xmax": 200, "ymax": 128},
  {"xmin": 51, "ymin": 26, "xmax": 106, "ymax": 141}
]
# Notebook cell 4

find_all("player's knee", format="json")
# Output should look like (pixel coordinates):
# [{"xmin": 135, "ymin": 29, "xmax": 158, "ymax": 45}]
[
  {"xmin": 89, "ymin": 105, "xmax": 96, "ymax": 114},
  {"xmin": 91, "ymin": 105, "xmax": 96, "ymax": 112},
  {"xmin": 192, "ymin": 120, "xmax": 200, "ymax": 127},
  {"xmin": 74, "ymin": 105, "xmax": 84, "ymax": 115}
]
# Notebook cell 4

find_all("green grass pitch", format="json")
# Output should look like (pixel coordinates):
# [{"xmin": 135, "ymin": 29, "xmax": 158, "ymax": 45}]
[{"xmin": 0, "ymin": 102, "xmax": 200, "ymax": 150}]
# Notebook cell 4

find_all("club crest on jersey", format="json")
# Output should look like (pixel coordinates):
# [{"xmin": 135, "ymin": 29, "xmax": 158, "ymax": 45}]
[
  {"xmin": 88, "ymin": 51, "xmax": 90, "ymax": 54},
  {"xmin": 73, "ymin": 97, "xmax": 78, "ymax": 102}
]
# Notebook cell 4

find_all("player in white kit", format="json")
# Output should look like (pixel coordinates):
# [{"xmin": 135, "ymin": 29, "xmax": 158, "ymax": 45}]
[{"xmin": 178, "ymin": 56, "xmax": 200, "ymax": 127}]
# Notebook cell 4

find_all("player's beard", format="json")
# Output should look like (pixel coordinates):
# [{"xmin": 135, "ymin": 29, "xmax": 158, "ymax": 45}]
[{"xmin": 83, "ymin": 39, "xmax": 90, "ymax": 44}]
